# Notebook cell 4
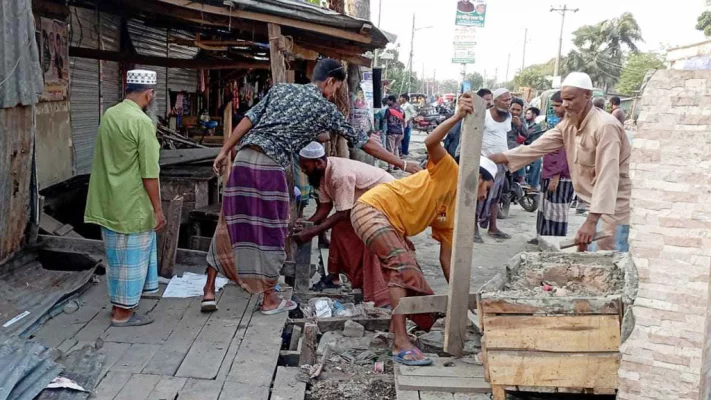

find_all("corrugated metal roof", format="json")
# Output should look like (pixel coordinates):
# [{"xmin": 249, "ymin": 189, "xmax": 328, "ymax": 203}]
[
  {"xmin": 0, "ymin": 0, "xmax": 44, "ymax": 108},
  {"xmin": 0, "ymin": 335, "xmax": 62, "ymax": 400},
  {"xmin": 218, "ymin": 0, "xmax": 390, "ymax": 47}
]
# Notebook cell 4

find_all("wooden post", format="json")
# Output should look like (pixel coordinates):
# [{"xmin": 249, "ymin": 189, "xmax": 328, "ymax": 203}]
[
  {"xmin": 294, "ymin": 221, "xmax": 314, "ymax": 292},
  {"xmin": 299, "ymin": 323, "xmax": 318, "ymax": 366},
  {"xmin": 157, "ymin": 195, "xmax": 184, "ymax": 278},
  {"xmin": 222, "ymin": 100, "xmax": 233, "ymax": 184},
  {"xmin": 268, "ymin": 23, "xmax": 287, "ymax": 85},
  {"xmin": 443, "ymin": 94, "xmax": 487, "ymax": 357}
]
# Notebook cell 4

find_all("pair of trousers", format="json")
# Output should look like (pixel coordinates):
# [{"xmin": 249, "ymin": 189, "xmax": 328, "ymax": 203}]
[{"xmin": 401, "ymin": 126, "xmax": 411, "ymax": 155}]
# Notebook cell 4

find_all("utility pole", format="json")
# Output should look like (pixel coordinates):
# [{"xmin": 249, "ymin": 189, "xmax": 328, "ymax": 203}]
[
  {"xmin": 408, "ymin": 13, "xmax": 415, "ymax": 95},
  {"xmin": 421, "ymin": 62, "xmax": 425, "ymax": 94},
  {"xmin": 493, "ymin": 67, "xmax": 498, "ymax": 88},
  {"xmin": 551, "ymin": 5, "xmax": 579, "ymax": 77},
  {"xmin": 521, "ymin": 28, "xmax": 528, "ymax": 72},
  {"xmin": 505, "ymin": 53, "xmax": 511, "ymax": 83},
  {"xmin": 373, "ymin": 0, "xmax": 382, "ymax": 67}
]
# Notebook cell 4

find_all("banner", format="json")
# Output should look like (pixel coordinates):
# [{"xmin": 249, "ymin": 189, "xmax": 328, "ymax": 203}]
[
  {"xmin": 453, "ymin": 26, "xmax": 477, "ymax": 45},
  {"xmin": 455, "ymin": 0, "xmax": 487, "ymax": 28},
  {"xmin": 39, "ymin": 18, "xmax": 69, "ymax": 101},
  {"xmin": 452, "ymin": 44, "xmax": 475, "ymax": 64}
]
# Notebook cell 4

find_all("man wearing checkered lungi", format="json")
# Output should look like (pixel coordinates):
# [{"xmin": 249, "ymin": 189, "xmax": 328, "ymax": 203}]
[{"xmin": 84, "ymin": 69, "xmax": 165, "ymax": 327}]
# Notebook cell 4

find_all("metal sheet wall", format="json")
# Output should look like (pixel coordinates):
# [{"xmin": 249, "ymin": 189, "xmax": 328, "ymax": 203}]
[
  {"xmin": 167, "ymin": 29, "xmax": 199, "ymax": 93},
  {"xmin": 100, "ymin": 12, "xmax": 121, "ymax": 113},
  {"xmin": 69, "ymin": 6, "xmax": 100, "ymax": 176},
  {"xmin": 128, "ymin": 20, "xmax": 168, "ymax": 117}
]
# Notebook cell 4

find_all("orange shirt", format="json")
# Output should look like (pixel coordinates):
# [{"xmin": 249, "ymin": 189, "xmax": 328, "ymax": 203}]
[{"xmin": 358, "ymin": 154, "xmax": 458, "ymax": 246}]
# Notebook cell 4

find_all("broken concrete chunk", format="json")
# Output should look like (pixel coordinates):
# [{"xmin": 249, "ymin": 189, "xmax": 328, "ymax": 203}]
[{"xmin": 342, "ymin": 320, "xmax": 365, "ymax": 338}]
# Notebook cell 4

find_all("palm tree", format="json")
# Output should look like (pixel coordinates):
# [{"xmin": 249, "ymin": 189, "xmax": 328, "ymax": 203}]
[{"xmin": 567, "ymin": 12, "xmax": 643, "ymax": 90}]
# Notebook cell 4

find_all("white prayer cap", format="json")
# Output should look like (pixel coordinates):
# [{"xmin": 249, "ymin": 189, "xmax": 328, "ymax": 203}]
[
  {"xmin": 562, "ymin": 72, "xmax": 593, "ymax": 91},
  {"xmin": 127, "ymin": 69, "xmax": 157, "ymax": 85},
  {"xmin": 480, "ymin": 156, "xmax": 498, "ymax": 181},
  {"xmin": 299, "ymin": 141, "xmax": 326, "ymax": 159},
  {"xmin": 492, "ymin": 88, "xmax": 509, "ymax": 99}
]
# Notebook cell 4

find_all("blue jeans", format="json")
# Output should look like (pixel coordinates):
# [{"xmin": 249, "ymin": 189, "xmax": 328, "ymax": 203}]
[
  {"xmin": 588, "ymin": 223, "xmax": 630, "ymax": 252},
  {"xmin": 401, "ymin": 126, "xmax": 412, "ymax": 155},
  {"xmin": 527, "ymin": 158, "xmax": 542, "ymax": 189}
]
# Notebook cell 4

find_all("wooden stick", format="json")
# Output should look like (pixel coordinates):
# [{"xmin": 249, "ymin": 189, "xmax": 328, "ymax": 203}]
[
  {"xmin": 444, "ymin": 94, "xmax": 487, "ymax": 357},
  {"xmin": 558, "ymin": 231, "xmax": 611, "ymax": 250},
  {"xmin": 299, "ymin": 323, "xmax": 318, "ymax": 366},
  {"xmin": 294, "ymin": 221, "xmax": 314, "ymax": 292}
]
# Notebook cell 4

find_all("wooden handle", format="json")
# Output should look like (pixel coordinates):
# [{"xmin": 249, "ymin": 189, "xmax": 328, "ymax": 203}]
[{"xmin": 559, "ymin": 231, "xmax": 611, "ymax": 250}]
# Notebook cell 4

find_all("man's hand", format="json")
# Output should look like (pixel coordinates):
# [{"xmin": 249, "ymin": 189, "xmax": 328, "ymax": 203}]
[
  {"xmin": 455, "ymin": 93, "xmax": 474, "ymax": 120},
  {"xmin": 154, "ymin": 210, "xmax": 167, "ymax": 232},
  {"xmin": 213, "ymin": 150, "xmax": 229, "ymax": 175},
  {"xmin": 575, "ymin": 220, "xmax": 596, "ymax": 252},
  {"xmin": 294, "ymin": 228, "xmax": 317, "ymax": 244},
  {"xmin": 404, "ymin": 161, "xmax": 422, "ymax": 174},
  {"xmin": 488, "ymin": 153, "xmax": 509, "ymax": 165},
  {"xmin": 512, "ymin": 115, "xmax": 522, "ymax": 127},
  {"xmin": 548, "ymin": 175, "xmax": 560, "ymax": 193}
]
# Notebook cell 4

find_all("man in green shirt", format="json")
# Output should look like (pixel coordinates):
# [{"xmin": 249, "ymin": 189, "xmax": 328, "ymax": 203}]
[{"xmin": 85, "ymin": 69, "xmax": 165, "ymax": 327}]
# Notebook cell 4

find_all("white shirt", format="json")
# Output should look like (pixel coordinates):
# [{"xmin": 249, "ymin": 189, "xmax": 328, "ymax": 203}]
[{"xmin": 481, "ymin": 109, "xmax": 511, "ymax": 156}]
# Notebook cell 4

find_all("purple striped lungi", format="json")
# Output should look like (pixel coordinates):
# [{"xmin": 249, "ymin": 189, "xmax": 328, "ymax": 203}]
[{"xmin": 207, "ymin": 147, "xmax": 289, "ymax": 294}]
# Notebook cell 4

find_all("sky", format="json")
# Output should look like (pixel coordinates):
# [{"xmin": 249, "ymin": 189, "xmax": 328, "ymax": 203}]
[{"xmin": 370, "ymin": 0, "xmax": 708, "ymax": 84}]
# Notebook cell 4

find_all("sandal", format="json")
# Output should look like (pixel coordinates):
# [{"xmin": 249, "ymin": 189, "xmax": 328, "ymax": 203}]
[
  {"xmin": 488, "ymin": 231, "xmax": 511, "ymax": 240},
  {"xmin": 201, "ymin": 299, "xmax": 218, "ymax": 312},
  {"xmin": 260, "ymin": 299, "xmax": 298, "ymax": 315},
  {"xmin": 473, "ymin": 233, "xmax": 484, "ymax": 244},
  {"xmin": 111, "ymin": 313, "xmax": 154, "ymax": 327},
  {"xmin": 392, "ymin": 348, "xmax": 432, "ymax": 366},
  {"xmin": 311, "ymin": 275, "xmax": 341, "ymax": 291}
]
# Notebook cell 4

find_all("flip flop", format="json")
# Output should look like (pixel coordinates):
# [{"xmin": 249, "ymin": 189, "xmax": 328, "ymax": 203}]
[
  {"xmin": 489, "ymin": 231, "xmax": 512, "ymax": 240},
  {"xmin": 111, "ymin": 313, "xmax": 154, "ymax": 327},
  {"xmin": 311, "ymin": 275, "xmax": 342, "ymax": 291},
  {"xmin": 260, "ymin": 299, "xmax": 298, "ymax": 315},
  {"xmin": 392, "ymin": 348, "xmax": 433, "ymax": 366},
  {"xmin": 201, "ymin": 299, "xmax": 218, "ymax": 312}
]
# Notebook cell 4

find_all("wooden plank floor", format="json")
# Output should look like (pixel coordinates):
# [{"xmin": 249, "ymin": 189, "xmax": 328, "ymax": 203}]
[
  {"xmin": 31, "ymin": 279, "xmax": 294, "ymax": 400},
  {"xmin": 394, "ymin": 358, "xmax": 492, "ymax": 400}
]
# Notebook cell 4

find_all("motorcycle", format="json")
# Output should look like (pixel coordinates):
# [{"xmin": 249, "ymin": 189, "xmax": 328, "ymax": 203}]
[
  {"xmin": 498, "ymin": 172, "xmax": 539, "ymax": 219},
  {"xmin": 414, "ymin": 106, "xmax": 449, "ymax": 132}
]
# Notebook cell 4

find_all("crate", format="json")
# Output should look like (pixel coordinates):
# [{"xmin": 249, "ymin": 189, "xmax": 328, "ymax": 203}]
[{"xmin": 477, "ymin": 252, "xmax": 637, "ymax": 399}]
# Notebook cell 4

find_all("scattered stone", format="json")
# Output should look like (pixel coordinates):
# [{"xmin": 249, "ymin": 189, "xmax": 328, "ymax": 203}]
[
  {"xmin": 369, "ymin": 332, "xmax": 393, "ymax": 352},
  {"xmin": 63, "ymin": 299, "xmax": 80, "ymax": 314},
  {"xmin": 317, "ymin": 331, "xmax": 372, "ymax": 356},
  {"xmin": 342, "ymin": 320, "xmax": 365, "ymax": 338}
]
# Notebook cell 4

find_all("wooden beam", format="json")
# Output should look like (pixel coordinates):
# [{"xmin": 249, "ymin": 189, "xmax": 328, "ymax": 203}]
[
  {"xmin": 298, "ymin": 323, "xmax": 318, "ymax": 366},
  {"xmin": 289, "ymin": 43, "xmax": 319, "ymax": 61},
  {"xmin": 37, "ymin": 235, "xmax": 207, "ymax": 266},
  {"xmin": 297, "ymin": 42, "xmax": 371, "ymax": 66},
  {"xmin": 69, "ymin": 47, "xmax": 269, "ymax": 70},
  {"xmin": 294, "ymin": 221, "xmax": 314, "ymax": 292},
  {"xmin": 392, "ymin": 293, "xmax": 478, "ymax": 315},
  {"xmin": 159, "ymin": 148, "xmax": 221, "ymax": 167},
  {"xmin": 156, "ymin": 0, "xmax": 372, "ymax": 44},
  {"xmin": 444, "ymin": 94, "xmax": 487, "ymax": 357},
  {"xmin": 268, "ymin": 24, "xmax": 287, "ymax": 84},
  {"xmin": 157, "ymin": 196, "xmax": 184, "ymax": 278}
]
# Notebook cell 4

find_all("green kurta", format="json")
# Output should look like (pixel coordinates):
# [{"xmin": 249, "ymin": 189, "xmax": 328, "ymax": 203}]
[{"xmin": 84, "ymin": 99, "xmax": 160, "ymax": 234}]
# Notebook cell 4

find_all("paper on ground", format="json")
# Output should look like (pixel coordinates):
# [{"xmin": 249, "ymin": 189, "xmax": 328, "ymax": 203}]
[
  {"xmin": 162, "ymin": 272, "xmax": 229, "ymax": 298},
  {"xmin": 47, "ymin": 377, "xmax": 88, "ymax": 392}
]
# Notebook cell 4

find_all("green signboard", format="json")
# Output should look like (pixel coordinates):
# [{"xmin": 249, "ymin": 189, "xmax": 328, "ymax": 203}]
[{"xmin": 455, "ymin": 0, "xmax": 487, "ymax": 28}]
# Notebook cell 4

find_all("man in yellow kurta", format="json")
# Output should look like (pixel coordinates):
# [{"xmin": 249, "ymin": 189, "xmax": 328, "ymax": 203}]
[{"xmin": 489, "ymin": 72, "xmax": 631, "ymax": 251}]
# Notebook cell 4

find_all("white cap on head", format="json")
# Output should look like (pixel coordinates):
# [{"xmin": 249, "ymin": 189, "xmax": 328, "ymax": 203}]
[
  {"xmin": 492, "ymin": 88, "xmax": 509, "ymax": 99},
  {"xmin": 480, "ymin": 156, "xmax": 498, "ymax": 180},
  {"xmin": 127, "ymin": 69, "xmax": 157, "ymax": 85},
  {"xmin": 562, "ymin": 72, "xmax": 593, "ymax": 91},
  {"xmin": 299, "ymin": 141, "xmax": 326, "ymax": 159}
]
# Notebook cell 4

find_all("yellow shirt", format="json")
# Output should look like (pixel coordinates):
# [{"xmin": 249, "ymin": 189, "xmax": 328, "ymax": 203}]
[{"xmin": 358, "ymin": 154, "xmax": 458, "ymax": 246}]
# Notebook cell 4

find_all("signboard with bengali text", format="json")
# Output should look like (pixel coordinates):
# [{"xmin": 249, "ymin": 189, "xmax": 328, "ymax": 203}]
[{"xmin": 455, "ymin": 0, "xmax": 487, "ymax": 27}]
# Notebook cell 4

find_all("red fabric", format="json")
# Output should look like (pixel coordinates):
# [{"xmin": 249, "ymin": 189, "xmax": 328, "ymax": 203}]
[
  {"xmin": 329, "ymin": 220, "xmax": 390, "ymax": 307},
  {"xmin": 516, "ymin": 134, "xmax": 526, "ymax": 144}
]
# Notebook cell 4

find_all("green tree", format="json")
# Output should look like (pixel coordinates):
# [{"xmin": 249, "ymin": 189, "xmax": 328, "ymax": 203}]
[
  {"xmin": 465, "ymin": 72, "xmax": 484, "ymax": 90},
  {"xmin": 566, "ymin": 12, "xmax": 643, "ymax": 90},
  {"xmin": 514, "ymin": 65, "xmax": 550, "ymax": 90},
  {"xmin": 438, "ymin": 79, "xmax": 459, "ymax": 94},
  {"xmin": 617, "ymin": 52, "xmax": 666, "ymax": 95},
  {"xmin": 380, "ymin": 45, "xmax": 422, "ymax": 96},
  {"xmin": 696, "ymin": 11, "xmax": 711, "ymax": 36}
]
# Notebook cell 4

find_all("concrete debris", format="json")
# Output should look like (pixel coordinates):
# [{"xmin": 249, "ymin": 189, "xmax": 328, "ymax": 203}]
[
  {"xmin": 342, "ymin": 320, "xmax": 365, "ymax": 338},
  {"xmin": 317, "ymin": 331, "xmax": 372, "ymax": 356}
]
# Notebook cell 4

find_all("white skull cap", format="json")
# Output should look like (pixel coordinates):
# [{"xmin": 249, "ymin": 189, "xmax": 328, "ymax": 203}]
[
  {"xmin": 480, "ymin": 156, "xmax": 498, "ymax": 179},
  {"xmin": 492, "ymin": 88, "xmax": 509, "ymax": 99},
  {"xmin": 127, "ymin": 69, "xmax": 157, "ymax": 85},
  {"xmin": 299, "ymin": 141, "xmax": 326, "ymax": 159},
  {"xmin": 562, "ymin": 72, "xmax": 594, "ymax": 90}
]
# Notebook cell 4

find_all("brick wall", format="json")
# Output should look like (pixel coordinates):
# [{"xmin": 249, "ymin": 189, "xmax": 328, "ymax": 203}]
[{"xmin": 619, "ymin": 70, "xmax": 711, "ymax": 400}]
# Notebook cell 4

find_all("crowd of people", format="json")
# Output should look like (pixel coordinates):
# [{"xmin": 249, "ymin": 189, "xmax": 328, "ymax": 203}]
[{"xmin": 84, "ymin": 59, "xmax": 631, "ymax": 367}]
